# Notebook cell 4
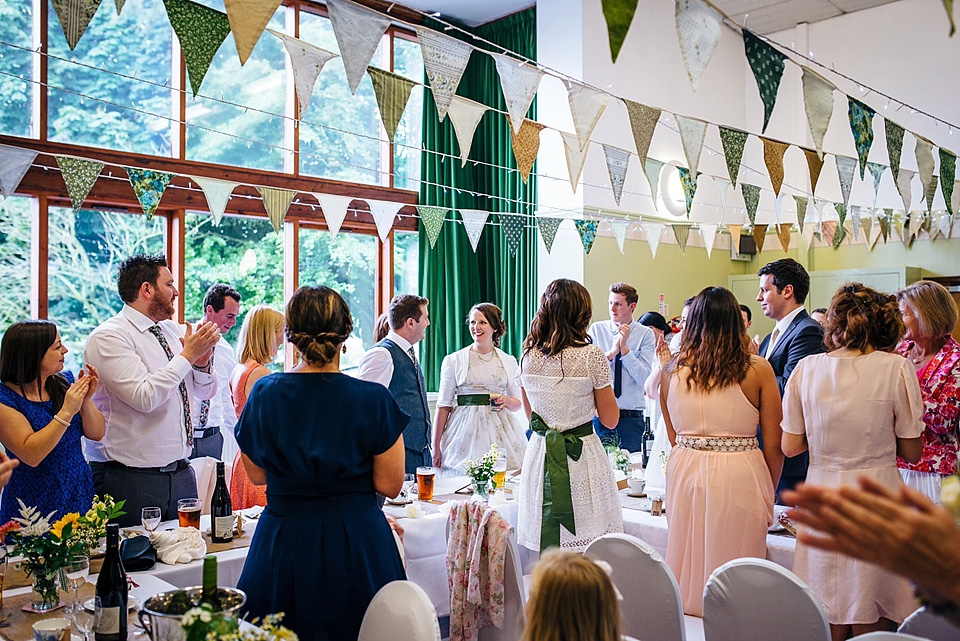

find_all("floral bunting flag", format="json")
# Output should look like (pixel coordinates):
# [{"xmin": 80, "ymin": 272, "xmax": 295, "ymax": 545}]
[
  {"xmin": 714, "ymin": 177, "xmax": 730, "ymax": 220},
  {"xmin": 115, "ymin": 0, "xmax": 125, "ymax": 13},
  {"xmin": 51, "ymin": 0, "xmax": 105, "ymax": 50},
  {"xmin": 885, "ymin": 119, "xmax": 905, "ymax": 183},
  {"xmin": 223, "ymin": 0, "xmax": 282, "ymax": 65},
  {"xmin": 752, "ymin": 224, "xmax": 768, "ymax": 253},
  {"xmin": 832, "ymin": 219, "xmax": 847, "ymax": 249},
  {"xmin": 867, "ymin": 162, "xmax": 886, "ymax": 209},
  {"xmin": 801, "ymin": 68, "xmax": 836, "ymax": 159},
  {"xmin": 672, "ymin": 224, "xmax": 690, "ymax": 254},
  {"xmin": 602, "ymin": 0, "xmax": 639, "ymax": 63},
  {"xmin": 643, "ymin": 222, "xmax": 664, "ymax": 258},
  {"xmin": 719, "ymin": 127, "xmax": 748, "ymax": 187},
  {"xmin": 510, "ymin": 118, "xmax": 546, "ymax": 184},
  {"xmin": 537, "ymin": 217, "xmax": 563, "ymax": 253},
  {"xmin": 941, "ymin": 150, "xmax": 957, "ymax": 215},
  {"xmin": 447, "ymin": 96, "xmax": 488, "ymax": 167},
  {"xmin": 494, "ymin": 54, "xmax": 543, "ymax": 135},
  {"xmin": 847, "ymin": 97, "xmax": 876, "ymax": 180},
  {"xmin": 164, "ymin": 0, "xmax": 232, "ymax": 97},
  {"xmin": 567, "ymin": 82, "xmax": 609, "ymax": 150},
  {"xmin": 741, "ymin": 183, "xmax": 761, "ymax": 225},
  {"xmin": 835, "ymin": 156, "xmax": 857, "ymax": 211},
  {"xmin": 743, "ymin": 29, "xmax": 786, "ymax": 133},
  {"xmin": 802, "ymin": 148, "xmax": 825, "ymax": 195},
  {"xmin": 126, "ymin": 168, "xmax": 172, "ymax": 220},
  {"xmin": 367, "ymin": 199, "xmax": 402, "ymax": 242},
  {"xmin": 57, "ymin": 156, "xmax": 103, "ymax": 214},
  {"xmin": 190, "ymin": 175, "xmax": 237, "ymax": 225},
  {"xmin": 623, "ymin": 100, "xmax": 661, "ymax": 164},
  {"xmin": 793, "ymin": 195, "xmax": 809, "ymax": 229},
  {"xmin": 257, "ymin": 186, "xmax": 295, "ymax": 233},
  {"xmin": 675, "ymin": 0, "xmax": 721, "ymax": 91},
  {"xmin": 602, "ymin": 144, "xmax": 631, "ymax": 205},
  {"xmin": 675, "ymin": 115, "xmax": 707, "ymax": 177},
  {"xmin": 460, "ymin": 209, "xmax": 488, "ymax": 252},
  {"xmin": 776, "ymin": 223, "xmax": 792, "ymax": 252},
  {"xmin": 274, "ymin": 31, "xmax": 338, "ymax": 118},
  {"xmin": 326, "ymin": 0, "xmax": 390, "ymax": 94},
  {"xmin": 417, "ymin": 205, "xmax": 445, "ymax": 249},
  {"xmin": 678, "ymin": 167, "xmax": 699, "ymax": 217},
  {"xmin": 0, "ymin": 145, "xmax": 37, "ymax": 200},
  {"xmin": 880, "ymin": 209, "xmax": 893, "ymax": 243},
  {"xmin": 500, "ymin": 213, "xmax": 525, "ymax": 257},
  {"xmin": 574, "ymin": 220, "xmax": 598, "ymax": 255},
  {"xmin": 644, "ymin": 158, "xmax": 664, "ymax": 210},
  {"xmin": 851, "ymin": 205, "xmax": 861, "ymax": 240},
  {"xmin": 896, "ymin": 168, "xmax": 915, "ymax": 213},
  {"xmin": 560, "ymin": 131, "xmax": 588, "ymax": 192},
  {"xmin": 924, "ymin": 175, "xmax": 939, "ymax": 214},
  {"xmin": 416, "ymin": 28, "xmax": 472, "ymax": 122},
  {"xmin": 915, "ymin": 137, "xmax": 936, "ymax": 200},
  {"xmin": 367, "ymin": 66, "xmax": 416, "ymax": 143},
  {"xmin": 315, "ymin": 192, "xmax": 351, "ymax": 237},
  {"xmin": 700, "ymin": 223, "xmax": 718, "ymax": 257},
  {"xmin": 761, "ymin": 137, "xmax": 789, "ymax": 196},
  {"xmin": 609, "ymin": 220, "xmax": 630, "ymax": 254},
  {"xmin": 835, "ymin": 202, "xmax": 847, "ymax": 229}
]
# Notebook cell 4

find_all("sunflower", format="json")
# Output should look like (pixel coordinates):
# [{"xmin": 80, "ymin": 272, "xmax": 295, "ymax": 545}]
[{"xmin": 51, "ymin": 513, "xmax": 80, "ymax": 540}]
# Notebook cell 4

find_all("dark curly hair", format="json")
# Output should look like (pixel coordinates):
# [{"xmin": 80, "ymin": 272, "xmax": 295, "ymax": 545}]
[
  {"xmin": 468, "ymin": 303, "xmax": 506, "ymax": 348},
  {"xmin": 523, "ymin": 279, "xmax": 592, "ymax": 358},
  {"xmin": 824, "ymin": 283, "xmax": 903, "ymax": 353},
  {"xmin": 285, "ymin": 286, "xmax": 353, "ymax": 367},
  {"xmin": 673, "ymin": 287, "xmax": 752, "ymax": 391}
]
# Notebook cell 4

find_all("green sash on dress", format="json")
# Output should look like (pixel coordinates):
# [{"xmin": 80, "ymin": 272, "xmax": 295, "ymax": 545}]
[{"xmin": 456, "ymin": 394, "xmax": 490, "ymax": 406}]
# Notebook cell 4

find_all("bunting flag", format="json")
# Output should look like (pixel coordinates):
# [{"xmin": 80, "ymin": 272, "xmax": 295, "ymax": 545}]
[
  {"xmin": 643, "ymin": 222, "xmax": 664, "ymax": 258},
  {"xmin": 678, "ymin": 167, "xmax": 699, "ymax": 217},
  {"xmin": 0, "ymin": 146, "xmax": 37, "ymax": 200},
  {"xmin": 743, "ymin": 29, "xmax": 786, "ymax": 133},
  {"xmin": 726, "ymin": 224, "xmax": 743, "ymax": 253},
  {"xmin": 367, "ymin": 66, "xmax": 416, "ymax": 143},
  {"xmin": 761, "ymin": 137, "xmax": 789, "ymax": 196},
  {"xmin": 941, "ymin": 149, "xmax": 956, "ymax": 215},
  {"xmin": 938, "ymin": 212, "xmax": 953, "ymax": 239},
  {"xmin": 879, "ymin": 210, "xmax": 891, "ymax": 243},
  {"xmin": 602, "ymin": 0, "xmax": 639, "ymax": 63},
  {"xmin": 894, "ymin": 213, "xmax": 905, "ymax": 243},
  {"xmin": 559, "ymin": 131, "xmax": 588, "ymax": 192},
  {"xmin": 741, "ymin": 183, "xmax": 761, "ymax": 225},
  {"xmin": 447, "ymin": 96, "xmax": 488, "ymax": 166},
  {"xmin": 832, "ymin": 219, "xmax": 847, "ymax": 249},
  {"xmin": 417, "ymin": 205, "xmax": 445, "ymax": 249},
  {"xmin": 191, "ymin": 175, "xmax": 237, "ymax": 226},
  {"xmin": 700, "ymin": 223, "xmax": 718, "ymax": 258},
  {"xmin": 820, "ymin": 220, "xmax": 838, "ymax": 247},
  {"xmin": 164, "ymin": 0, "xmax": 232, "ymax": 97},
  {"xmin": 866, "ymin": 162, "xmax": 886, "ymax": 209},
  {"xmin": 801, "ymin": 222, "xmax": 816, "ymax": 248},
  {"xmin": 51, "ymin": 0, "xmax": 105, "ymax": 50},
  {"xmin": 847, "ymin": 97, "xmax": 876, "ymax": 179},
  {"xmin": 776, "ymin": 223, "xmax": 792, "ymax": 252},
  {"xmin": 326, "ymin": 0, "xmax": 390, "ymax": 93},
  {"xmin": 835, "ymin": 202, "xmax": 848, "ymax": 228},
  {"xmin": 675, "ymin": 115, "xmax": 707, "ymax": 177},
  {"xmin": 126, "ymin": 168, "xmax": 172, "ymax": 220},
  {"xmin": 954, "ymin": 180, "xmax": 960, "ymax": 218},
  {"xmin": 623, "ymin": 100, "xmax": 661, "ymax": 164},
  {"xmin": 773, "ymin": 192, "xmax": 785, "ymax": 224},
  {"xmin": 801, "ymin": 68, "xmax": 836, "ymax": 159},
  {"xmin": 896, "ymin": 169, "xmax": 915, "ymax": 213},
  {"xmin": 315, "ymin": 193, "xmax": 352, "ymax": 237},
  {"xmin": 608, "ymin": 220, "xmax": 630, "ymax": 254},
  {"xmin": 944, "ymin": 0, "xmax": 957, "ymax": 36},
  {"xmin": 510, "ymin": 119, "xmax": 545, "ymax": 184},
  {"xmin": 574, "ymin": 220, "xmax": 598, "ymax": 255},
  {"xmin": 752, "ymin": 224, "xmax": 768, "ymax": 253},
  {"xmin": 57, "ymin": 157, "xmax": 103, "ymax": 214},
  {"xmin": 256, "ymin": 186, "xmax": 295, "ymax": 233},
  {"xmin": 115, "ymin": 0, "xmax": 125, "ymax": 13},
  {"xmin": 862, "ymin": 215, "xmax": 876, "ymax": 247},
  {"xmin": 368, "ymin": 199, "xmax": 402, "ymax": 242},
  {"xmin": 851, "ymin": 205, "xmax": 861, "ymax": 240},
  {"xmin": 672, "ymin": 224, "xmax": 690, "ymax": 253},
  {"xmin": 835, "ymin": 156, "xmax": 857, "ymax": 211},
  {"xmin": 885, "ymin": 119, "xmax": 905, "ymax": 183},
  {"xmin": 274, "ymin": 32, "xmax": 338, "ymax": 118},
  {"xmin": 915, "ymin": 137, "xmax": 936, "ymax": 200},
  {"xmin": 802, "ymin": 148, "xmax": 825, "ymax": 195},
  {"xmin": 925, "ymin": 175, "xmax": 939, "ymax": 214},
  {"xmin": 416, "ymin": 28, "xmax": 472, "ymax": 122},
  {"xmin": 567, "ymin": 82, "xmax": 609, "ymax": 150},
  {"xmin": 602, "ymin": 145, "xmax": 631, "ymax": 205},
  {"xmin": 814, "ymin": 198, "xmax": 828, "ymax": 224},
  {"xmin": 719, "ymin": 127, "xmax": 748, "ymax": 187},
  {"xmin": 494, "ymin": 54, "xmax": 543, "ymax": 135},
  {"xmin": 793, "ymin": 195, "xmax": 809, "ymax": 228},
  {"xmin": 460, "ymin": 209, "xmax": 489, "ymax": 252},
  {"xmin": 675, "ymin": 0, "xmax": 721, "ymax": 91},
  {"xmin": 500, "ymin": 213, "xmax": 525, "ymax": 257},
  {"xmin": 715, "ymin": 177, "xmax": 730, "ymax": 218},
  {"xmin": 901, "ymin": 213, "xmax": 916, "ymax": 249},
  {"xmin": 537, "ymin": 217, "xmax": 563, "ymax": 253},
  {"xmin": 223, "ymin": 0, "xmax": 282, "ymax": 65},
  {"xmin": 644, "ymin": 158, "xmax": 664, "ymax": 210}
]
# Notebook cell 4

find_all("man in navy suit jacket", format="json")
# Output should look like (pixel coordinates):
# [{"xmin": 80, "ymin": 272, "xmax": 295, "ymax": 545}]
[{"xmin": 756, "ymin": 258, "xmax": 825, "ymax": 498}]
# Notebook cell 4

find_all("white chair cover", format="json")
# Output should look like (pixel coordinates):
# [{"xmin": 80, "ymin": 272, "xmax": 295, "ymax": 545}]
[
  {"xmin": 856, "ymin": 632, "xmax": 934, "ymax": 640},
  {"xmin": 899, "ymin": 606, "xmax": 960, "ymax": 641},
  {"xmin": 358, "ymin": 580, "xmax": 442, "ymax": 641},
  {"xmin": 189, "ymin": 456, "xmax": 233, "ymax": 511},
  {"xmin": 478, "ymin": 534, "xmax": 525, "ymax": 641},
  {"xmin": 702, "ymin": 557, "xmax": 830, "ymax": 641}
]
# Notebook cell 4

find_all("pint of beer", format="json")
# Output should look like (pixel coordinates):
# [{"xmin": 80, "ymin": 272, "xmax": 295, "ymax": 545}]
[
  {"xmin": 177, "ymin": 498, "xmax": 202, "ymax": 529},
  {"xmin": 416, "ymin": 466, "xmax": 436, "ymax": 501}
]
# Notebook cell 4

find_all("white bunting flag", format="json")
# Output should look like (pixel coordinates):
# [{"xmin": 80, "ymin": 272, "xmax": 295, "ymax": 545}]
[
  {"xmin": 560, "ymin": 131, "xmax": 588, "ymax": 192},
  {"xmin": 675, "ymin": 0, "xmax": 722, "ymax": 91},
  {"xmin": 257, "ymin": 187, "xmax": 296, "ymax": 233},
  {"xmin": 566, "ymin": 81, "xmax": 609, "ymax": 150},
  {"xmin": 896, "ymin": 169, "xmax": 916, "ymax": 214},
  {"xmin": 326, "ymin": 0, "xmax": 390, "ymax": 94},
  {"xmin": 801, "ymin": 68, "xmax": 836, "ymax": 159},
  {"xmin": 315, "ymin": 192, "xmax": 353, "ymax": 237},
  {"xmin": 608, "ymin": 220, "xmax": 630, "ymax": 253},
  {"xmin": 714, "ymin": 176, "xmax": 730, "ymax": 217},
  {"xmin": 939, "ymin": 212, "xmax": 953, "ymax": 239},
  {"xmin": 602, "ymin": 145, "xmax": 631, "ymax": 206},
  {"xmin": 274, "ymin": 32, "xmax": 338, "ymax": 119},
  {"xmin": 367, "ymin": 199, "xmax": 402, "ymax": 242},
  {"xmin": 0, "ymin": 145, "xmax": 38, "ymax": 199},
  {"xmin": 700, "ymin": 223, "xmax": 718, "ymax": 257},
  {"xmin": 460, "ymin": 209, "xmax": 489, "ymax": 252},
  {"xmin": 674, "ymin": 115, "xmax": 707, "ymax": 177},
  {"xmin": 835, "ymin": 156, "xmax": 857, "ymax": 210},
  {"xmin": 801, "ymin": 222, "xmax": 817, "ymax": 247},
  {"xmin": 953, "ymin": 180, "xmax": 960, "ymax": 218},
  {"xmin": 644, "ymin": 158, "xmax": 664, "ymax": 211},
  {"xmin": 447, "ymin": 96, "xmax": 488, "ymax": 167},
  {"xmin": 916, "ymin": 137, "xmax": 936, "ymax": 199},
  {"xmin": 192, "ymin": 176, "xmax": 238, "ymax": 226},
  {"xmin": 851, "ymin": 205, "xmax": 861, "ymax": 240},
  {"xmin": 772, "ymin": 192, "xmax": 785, "ymax": 224},
  {"xmin": 416, "ymin": 28, "xmax": 472, "ymax": 122},
  {"xmin": 643, "ymin": 222, "xmax": 664, "ymax": 258},
  {"xmin": 493, "ymin": 54, "xmax": 543, "ymax": 134}
]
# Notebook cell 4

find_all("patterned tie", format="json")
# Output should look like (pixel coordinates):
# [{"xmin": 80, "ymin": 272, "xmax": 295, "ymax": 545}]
[
  {"xmin": 198, "ymin": 347, "xmax": 215, "ymax": 430},
  {"xmin": 613, "ymin": 353, "xmax": 623, "ymax": 398},
  {"xmin": 147, "ymin": 326, "xmax": 193, "ymax": 447},
  {"xmin": 407, "ymin": 346, "xmax": 419, "ymax": 369},
  {"xmin": 766, "ymin": 327, "xmax": 781, "ymax": 359}
]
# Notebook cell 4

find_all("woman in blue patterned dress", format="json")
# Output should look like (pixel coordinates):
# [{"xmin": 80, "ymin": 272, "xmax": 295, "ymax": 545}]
[{"xmin": 0, "ymin": 320, "xmax": 104, "ymax": 523}]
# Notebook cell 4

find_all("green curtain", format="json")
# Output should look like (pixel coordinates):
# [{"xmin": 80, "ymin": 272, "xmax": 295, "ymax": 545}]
[{"xmin": 417, "ymin": 9, "xmax": 538, "ymax": 390}]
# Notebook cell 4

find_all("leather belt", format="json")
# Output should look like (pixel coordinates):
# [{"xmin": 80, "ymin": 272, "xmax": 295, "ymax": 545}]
[
  {"xmin": 618, "ymin": 409, "xmax": 644, "ymax": 419},
  {"xmin": 193, "ymin": 426, "xmax": 221, "ymax": 439}
]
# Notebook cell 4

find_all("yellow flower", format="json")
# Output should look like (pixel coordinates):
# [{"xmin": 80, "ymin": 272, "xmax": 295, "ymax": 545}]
[
  {"xmin": 942, "ymin": 476, "xmax": 960, "ymax": 520},
  {"xmin": 51, "ymin": 513, "xmax": 80, "ymax": 540}
]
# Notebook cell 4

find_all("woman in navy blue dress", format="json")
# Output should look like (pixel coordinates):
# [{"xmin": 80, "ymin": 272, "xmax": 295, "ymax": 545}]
[
  {"xmin": 0, "ymin": 320, "xmax": 104, "ymax": 523},
  {"xmin": 236, "ymin": 286, "xmax": 407, "ymax": 641}
]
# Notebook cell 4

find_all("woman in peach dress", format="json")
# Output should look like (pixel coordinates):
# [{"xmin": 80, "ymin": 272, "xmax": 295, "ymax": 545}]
[
  {"xmin": 661, "ymin": 287, "xmax": 783, "ymax": 616},
  {"xmin": 229, "ymin": 305, "xmax": 284, "ymax": 510}
]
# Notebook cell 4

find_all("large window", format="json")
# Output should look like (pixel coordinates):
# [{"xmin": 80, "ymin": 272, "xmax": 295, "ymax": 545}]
[
  {"xmin": 0, "ymin": 0, "xmax": 34, "ymax": 138},
  {"xmin": 392, "ymin": 37, "xmax": 423, "ymax": 191},
  {"xmin": 0, "ymin": 196, "xmax": 33, "ymax": 333},
  {"xmin": 394, "ymin": 229, "xmax": 419, "ymax": 296}
]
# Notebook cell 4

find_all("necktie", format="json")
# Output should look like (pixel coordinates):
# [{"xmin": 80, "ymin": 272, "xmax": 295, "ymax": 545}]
[
  {"xmin": 613, "ymin": 353, "xmax": 623, "ymax": 398},
  {"xmin": 766, "ymin": 328, "xmax": 781, "ymax": 359},
  {"xmin": 198, "ymin": 347, "xmax": 215, "ymax": 430},
  {"xmin": 148, "ymin": 325, "xmax": 193, "ymax": 447},
  {"xmin": 407, "ymin": 347, "xmax": 419, "ymax": 370}
]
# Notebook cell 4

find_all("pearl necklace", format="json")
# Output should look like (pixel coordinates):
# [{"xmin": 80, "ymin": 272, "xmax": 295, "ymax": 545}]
[{"xmin": 910, "ymin": 347, "xmax": 930, "ymax": 364}]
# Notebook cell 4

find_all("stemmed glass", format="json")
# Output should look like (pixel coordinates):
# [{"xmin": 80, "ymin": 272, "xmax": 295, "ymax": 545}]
[
  {"xmin": 72, "ymin": 596, "xmax": 100, "ymax": 641},
  {"xmin": 141, "ymin": 507, "xmax": 161, "ymax": 533},
  {"xmin": 63, "ymin": 556, "xmax": 89, "ymax": 610}
]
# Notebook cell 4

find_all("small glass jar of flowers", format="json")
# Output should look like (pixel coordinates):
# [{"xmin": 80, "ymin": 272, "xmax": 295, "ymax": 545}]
[{"xmin": 463, "ymin": 444, "xmax": 500, "ymax": 501}]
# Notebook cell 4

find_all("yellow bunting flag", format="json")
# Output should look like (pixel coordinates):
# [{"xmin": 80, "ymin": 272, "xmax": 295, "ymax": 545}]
[
  {"xmin": 224, "ymin": 0, "xmax": 283, "ymax": 65},
  {"xmin": 510, "ymin": 118, "xmax": 546, "ymax": 184},
  {"xmin": 367, "ymin": 66, "xmax": 416, "ymax": 143},
  {"xmin": 802, "ymin": 148, "xmax": 825, "ymax": 195},
  {"xmin": 761, "ymin": 137, "xmax": 789, "ymax": 197},
  {"xmin": 257, "ymin": 186, "xmax": 295, "ymax": 233},
  {"xmin": 752, "ymin": 224, "xmax": 768, "ymax": 253},
  {"xmin": 776, "ymin": 223, "xmax": 792, "ymax": 252}
]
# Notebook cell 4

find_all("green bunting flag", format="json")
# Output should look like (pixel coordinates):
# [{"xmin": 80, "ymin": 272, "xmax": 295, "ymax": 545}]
[
  {"xmin": 56, "ymin": 156, "xmax": 103, "ymax": 214},
  {"xmin": 163, "ymin": 0, "xmax": 232, "ymax": 97},
  {"xmin": 367, "ymin": 66, "xmax": 416, "ymax": 143},
  {"xmin": 743, "ymin": 29, "xmax": 786, "ymax": 133},
  {"xmin": 847, "ymin": 98, "xmax": 876, "ymax": 180},
  {"xmin": 678, "ymin": 167, "xmax": 699, "ymax": 217},
  {"xmin": 537, "ymin": 217, "xmax": 563, "ymax": 254},
  {"xmin": 941, "ymin": 149, "xmax": 957, "ymax": 215},
  {"xmin": 501, "ymin": 213, "xmax": 525, "ymax": 257},
  {"xmin": 835, "ymin": 202, "xmax": 847, "ymax": 227},
  {"xmin": 867, "ymin": 162, "xmax": 886, "ymax": 209},
  {"xmin": 719, "ymin": 127, "xmax": 748, "ymax": 188},
  {"xmin": 925, "ymin": 175, "xmax": 940, "ymax": 214},
  {"xmin": 885, "ymin": 119, "xmax": 905, "ymax": 184},
  {"xmin": 832, "ymin": 219, "xmax": 847, "ymax": 249},
  {"xmin": 417, "ymin": 205, "xmax": 445, "ymax": 249},
  {"xmin": 601, "ymin": 0, "xmax": 639, "ymax": 63},
  {"xmin": 741, "ymin": 183, "xmax": 761, "ymax": 225},
  {"xmin": 793, "ymin": 195, "xmax": 808, "ymax": 229},
  {"xmin": 574, "ymin": 220, "xmax": 598, "ymax": 255},
  {"xmin": 672, "ymin": 224, "xmax": 690, "ymax": 254},
  {"xmin": 126, "ymin": 167, "xmax": 173, "ymax": 219},
  {"xmin": 943, "ymin": 0, "xmax": 956, "ymax": 36}
]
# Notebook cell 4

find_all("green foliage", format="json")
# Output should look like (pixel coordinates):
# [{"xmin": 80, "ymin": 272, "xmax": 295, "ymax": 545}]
[
  {"xmin": 0, "ymin": 0, "xmax": 33, "ymax": 137},
  {"xmin": 0, "ymin": 198, "xmax": 32, "ymax": 331}
]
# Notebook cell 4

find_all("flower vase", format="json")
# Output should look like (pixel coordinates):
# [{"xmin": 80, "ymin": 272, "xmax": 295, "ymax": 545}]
[
  {"xmin": 471, "ymin": 478, "xmax": 490, "ymax": 501},
  {"xmin": 31, "ymin": 568, "xmax": 61, "ymax": 611}
]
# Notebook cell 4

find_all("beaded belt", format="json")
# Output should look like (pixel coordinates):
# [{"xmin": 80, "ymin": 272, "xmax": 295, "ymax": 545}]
[{"xmin": 676, "ymin": 435, "xmax": 759, "ymax": 452}]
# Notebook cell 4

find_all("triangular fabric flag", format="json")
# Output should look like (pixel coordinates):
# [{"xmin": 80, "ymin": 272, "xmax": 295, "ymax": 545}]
[
  {"xmin": 821, "ymin": 220, "xmax": 837, "ymax": 247},
  {"xmin": 719, "ymin": 127, "xmax": 748, "ymax": 187},
  {"xmin": 700, "ymin": 223, "xmax": 718, "ymax": 258},
  {"xmin": 776, "ymin": 223, "xmax": 792, "ymax": 252},
  {"xmin": 164, "ymin": 0, "xmax": 232, "ymax": 97},
  {"xmin": 274, "ymin": 31, "xmax": 338, "ymax": 118},
  {"xmin": 56, "ymin": 156, "xmax": 103, "ymax": 214},
  {"xmin": 566, "ymin": 82, "xmax": 609, "ymax": 150},
  {"xmin": 644, "ymin": 158, "xmax": 664, "ymax": 210},
  {"xmin": 367, "ymin": 199, "xmax": 402, "ymax": 242},
  {"xmin": 885, "ymin": 118, "xmax": 905, "ymax": 183},
  {"xmin": 726, "ymin": 224, "xmax": 743, "ymax": 253},
  {"xmin": 896, "ymin": 169, "xmax": 915, "ymax": 213},
  {"xmin": 954, "ymin": 181, "xmax": 960, "ymax": 219},
  {"xmin": 315, "ymin": 192, "xmax": 352, "ymax": 237},
  {"xmin": 326, "ymin": 0, "xmax": 390, "ymax": 94},
  {"xmin": 602, "ymin": 145, "xmax": 631, "ymax": 206},
  {"xmin": 835, "ymin": 156, "xmax": 857, "ymax": 210},
  {"xmin": 941, "ymin": 150, "xmax": 956, "ymax": 215},
  {"xmin": 773, "ymin": 192, "xmax": 785, "ymax": 224},
  {"xmin": 560, "ymin": 131, "xmax": 589, "ymax": 192},
  {"xmin": 802, "ymin": 148, "xmax": 825, "ymax": 195},
  {"xmin": 672, "ymin": 224, "xmax": 690, "ymax": 254},
  {"xmin": 753, "ymin": 224, "xmax": 768, "ymax": 253},
  {"xmin": 944, "ymin": 0, "xmax": 957, "ymax": 36},
  {"xmin": 537, "ymin": 217, "xmax": 563, "ymax": 254},
  {"xmin": 938, "ymin": 212, "xmax": 953, "ymax": 239},
  {"xmin": 256, "ymin": 186, "xmax": 295, "ymax": 233},
  {"xmin": 743, "ymin": 29, "xmax": 786, "ymax": 133},
  {"xmin": 51, "ymin": 0, "xmax": 105, "ymax": 50},
  {"xmin": 609, "ymin": 220, "xmax": 630, "ymax": 254},
  {"xmin": 814, "ymin": 198, "xmax": 829, "ymax": 223},
  {"xmin": 925, "ymin": 175, "xmax": 940, "ymax": 214},
  {"xmin": 714, "ymin": 177, "xmax": 730, "ymax": 216},
  {"xmin": 678, "ymin": 167, "xmax": 699, "ymax": 217},
  {"xmin": 915, "ymin": 137, "xmax": 936, "ymax": 200},
  {"xmin": 447, "ymin": 96, "xmax": 489, "ymax": 167},
  {"xmin": 416, "ymin": 28, "xmax": 472, "ymax": 122},
  {"xmin": 223, "ymin": 0, "xmax": 283, "ymax": 65},
  {"xmin": 801, "ymin": 68, "xmax": 836, "ymax": 159},
  {"xmin": 460, "ymin": 209, "xmax": 489, "ymax": 252},
  {"xmin": 901, "ymin": 213, "xmax": 916, "ymax": 249},
  {"xmin": 0, "ymin": 145, "xmax": 37, "ymax": 200},
  {"xmin": 602, "ymin": 0, "xmax": 639, "ymax": 63},
  {"xmin": 675, "ymin": 115, "xmax": 707, "ymax": 177},
  {"xmin": 623, "ymin": 100, "xmax": 661, "ymax": 164},
  {"xmin": 126, "ymin": 168, "xmax": 172, "ymax": 219},
  {"xmin": 574, "ymin": 220, "xmax": 598, "ymax": 255},
  {"xmin": 417, "ymin": 205, "xmax": 445, "ymax": 249},
  {"xmin": 191, "ymin": 175, "xmax": 237, "ymax": 226},
  {"xmin": 793, "ymin": 195, "xmax": 809, "ymax": 229},
  {"xmin": 500, "ymin": 213, "xmax": 525, "ymax": 257},
  {"xmin": 835, "ymin": 202, "xmax": 848, "ymax": 228},
  {"xmin": 880, "ymin": 209, "xmax": 893, "ymax": 243},
  {"xmin": 494, "ymin": 54, "xmax": 543, "ymax": 135},
  {"xmin": 761, "ymin": 137, "xmax": 789, "ymax": 196},
  {"xmin": 367, "ymin": 66, "xmax": 415, "ymax": 143},
  {"xmin": 643, "ymin": 222, "xmax": 664, "ymax": 258},
  {"xmin": 741, "ymin": 183, "xmax": 761, "ymax": 225},
  {"xmin": 863, "ymin": 215, "xmax": 876, "ymax": 247},
  {"xmin": 847, "ymin": 97, "xmax": 876, "ymax": 180},
  {"xmin": 115, "ymin": 0, "xmax": 125, "ymax": 13},
  {"xmin": 832, "ymin": 219, "xmax": 847, "ymax": 249},
  {"xmin": 801, "ymin": 222, "xmax": 816, "ymax": 247},
  {"xmin": 675, "ymin": 0, "xmax": 722, "ymax": 91},
  {"xmin": 867, "ymin": 162, "xmax": 886, "ymax": 209},
  {"xmin": 510, "ymin": 118, "xmax": 546, "ymax": 184},
  {"xmin": 851, "ymin": 205, "xmax": 861, "ymax": 240}
]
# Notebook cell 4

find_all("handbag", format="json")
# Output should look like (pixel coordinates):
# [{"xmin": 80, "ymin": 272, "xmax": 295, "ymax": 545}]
[{"xmin": 119, "ymin": 534, "xmax": 157, "ymax": 571}]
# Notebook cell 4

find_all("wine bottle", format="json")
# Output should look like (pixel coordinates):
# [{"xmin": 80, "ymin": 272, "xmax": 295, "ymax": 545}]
[
  {"xmin": 210, "ymin": 461, "xmax": 234, "ymax": 543},
  {"xmin": 199, "ymin": 555, "xmax": 220, "ymax": 610},
  {"xmin": 95, "ymin": 523, "xmax": 128, "ymax": 641}
]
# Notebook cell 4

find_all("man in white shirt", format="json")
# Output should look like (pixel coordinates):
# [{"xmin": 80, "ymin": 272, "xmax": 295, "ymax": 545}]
[
  {"xmin": 190, "ymin": 283, "xmax": 241, "ymax": 461},
  {"xmin": 84, "ymin": 254, "xmax": 221, "ymax": 526},
  {"xmin": 587, "ymin": 283, "xmax": 656, "ymax": 452}
]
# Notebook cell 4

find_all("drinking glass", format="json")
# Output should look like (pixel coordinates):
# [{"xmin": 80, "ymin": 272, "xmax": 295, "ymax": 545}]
[
  {"xmin": 492, "ymin": 454, "xmax": 507, "ymax": 491},
  {"xmin": 177, "ymin": 498, "xmax": 201, "ymax": 529},
  {"xmin": 63, "ymin": 556, "xmax": 89, "ymax": 609},
  {"xmin": 73, "ymin": 596, "xmax": 100, "ymax": 641},
  {"xmin": 141, "ymin": 507, "xmax": 161, "ymax": 533},
  {"xmin": 402, "ymin": 474, "xmax": 415, "ymax": 501},
  {"xmin": 415, "ymin": 466, "xmax": 436, "ymax": 501}
]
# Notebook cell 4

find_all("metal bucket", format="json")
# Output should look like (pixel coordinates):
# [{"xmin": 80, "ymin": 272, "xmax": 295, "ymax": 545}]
[{"xmin": 138, "ymin": 587, "xmax": 246, "ymax": 641}]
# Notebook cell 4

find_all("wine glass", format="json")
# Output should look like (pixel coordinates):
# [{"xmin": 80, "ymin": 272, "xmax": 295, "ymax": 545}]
[
  {"xmin": 64, "ymin": 556, "xmax": 89, "ymax": 609},
  {"xmin": 72, "ymin": 596, "xmax": 100, "ymax": 641},
  {"xmin": 141, "ymin": 507, "xmax": 161, "ymax": 533}
]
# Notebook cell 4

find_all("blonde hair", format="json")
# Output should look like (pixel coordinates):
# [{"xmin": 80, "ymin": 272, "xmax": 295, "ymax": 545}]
[
  {"xmin": 521, "ymin": 549, "xmax": 621, "ymax": 641},
  {"xmin": 236, "ymin": 305, "xmax": 284, "ymax": 365},
  {"xmin": 896, "ymin": 280, "xmax": 958, "ymax": 340}
]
